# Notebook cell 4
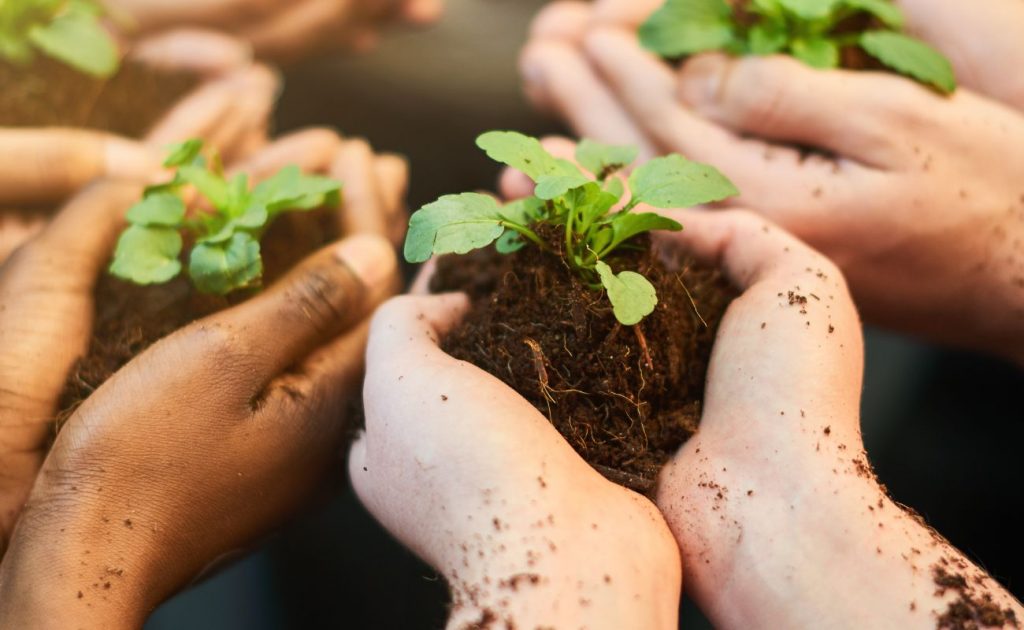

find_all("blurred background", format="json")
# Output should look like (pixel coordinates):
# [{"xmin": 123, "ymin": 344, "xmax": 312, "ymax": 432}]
[{"xmin": 144, "ymin": 0, "xmax": 1024, "ymax": 627}]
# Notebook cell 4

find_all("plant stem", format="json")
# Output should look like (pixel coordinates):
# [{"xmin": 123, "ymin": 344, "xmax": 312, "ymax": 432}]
[{"xmin": 500, "ymin": 221, "xmax": 545, "ymax": 249}]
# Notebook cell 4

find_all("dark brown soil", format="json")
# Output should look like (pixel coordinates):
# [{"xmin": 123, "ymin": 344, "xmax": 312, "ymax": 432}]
[
  {"xmin": 430, "ymin": 225, "xmax": 735, "ymax": 495},
  {"xmin": 933, "ymin": 564, "xmax": 1020, "ymax": 629},
  {"xmin": 56, "ymin": 209, "xmax": 341, "ymax": 423},
  {"xmin": 0, "ymin": 56, "xmax": 197, "ymax": 137}
]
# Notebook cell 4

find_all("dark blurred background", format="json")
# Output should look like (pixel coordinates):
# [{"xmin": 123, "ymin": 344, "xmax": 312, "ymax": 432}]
[{"xmin": 145, "ymin": 0, "xmax": 1024, "ymax": 627}]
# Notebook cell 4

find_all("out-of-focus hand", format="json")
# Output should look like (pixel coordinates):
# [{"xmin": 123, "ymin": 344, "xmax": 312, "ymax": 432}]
[
  {"xmin": 519, "ymin": 3, "xmax": 1024, "ymax": 363},
  {"xmin": 349, "ymin": 294, "xmax": 681, "ymax": 630},
  {"xmin": 104, "ymin": 0, "xmax": 445, "ymax": 62},
  {"xmin": 0, "ymin": 128, "xmax": 407, "ymax": 557}
]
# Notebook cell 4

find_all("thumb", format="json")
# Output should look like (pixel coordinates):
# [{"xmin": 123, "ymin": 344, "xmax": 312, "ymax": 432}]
[{"xmin": 678, "ymin": 53, "xmax": 915, "ymax": 167}]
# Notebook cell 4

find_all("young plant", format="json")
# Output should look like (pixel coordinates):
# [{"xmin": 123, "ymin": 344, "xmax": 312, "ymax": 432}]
[
  {"xmin": 0, "ymin": 0, "xmax": 118, "ymax": 77},
  {"xmin": 640, "ymin": 0, "xmax": 955, "ymax": 93},
  {"xmin": 404, "ymin": 131, "xmax": 739, "ymax": 326},
  {"xmin": 110, "ymin": 139, "xmax": 342, "ymax": 295}
]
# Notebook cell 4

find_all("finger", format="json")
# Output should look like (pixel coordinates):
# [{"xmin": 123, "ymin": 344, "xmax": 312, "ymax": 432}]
[
  {"xmin": 228, "ymin": 128, "xmax": 342, "ymax": 181},
  {"xmin": 520, "ymin": 40, "xmax": 658, "ymax": 159},
  {"xmin": 202, "ymin": 65, "xmax": 280, "ymax": 161},
  {"xmin": 103, "ymin": 0, "xmax": 282, "ymax": 32},
  {"xmin": 332, "ymin": 139, "xmax": 390, "ymax": 239},
  {"xmin": 591, "ymin": 0, "xmax": 662, "ymax": 28},
  {"xmin": 242, "ymin": 0, "xmax": 355, "ymax": 62},
  {"xmin": 145, "ymin": 65, "xmax": 279, "ymax": 149},
  {"xmin": 129, "ymin": 29, "xmax": 253, "ymax": 77},
  {"xmin": 216, "ymin": 234, "xmax": 397, "ymax": 379},
  {"xmin": 677, "ymin": 53, "xmax": 916, "ymax": 167},
  {"xmin": 529, "ymin": 1, "xmax": 593, "ymax": 43},
  {"xmin": 373, "ymin": 153, "xmax": 410, "ymax": 246},
  {"xmin": 0, "ymin": 214, "xmax": 46, "ymax": 266},
  {"xmin": 400, "ymin": 0, "xmax": 444, "ymax": 24},
  {"xmin": 409, "ymin": 257, "xmax": 437, "ymax": 295},
  {"xmin": 0, "ymin": 129, "xmax": 159, "ymax": 205}
]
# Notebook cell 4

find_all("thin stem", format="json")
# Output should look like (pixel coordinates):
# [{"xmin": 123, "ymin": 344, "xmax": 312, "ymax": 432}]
[{"xmin": 500, "ymin": 221, "xmax": 545, "ymax": 249}]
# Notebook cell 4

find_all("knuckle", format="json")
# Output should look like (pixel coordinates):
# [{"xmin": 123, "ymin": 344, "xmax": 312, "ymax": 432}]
[{"xmin": 287, "ymin": 262, "xmax": 358, "ymax": 334}]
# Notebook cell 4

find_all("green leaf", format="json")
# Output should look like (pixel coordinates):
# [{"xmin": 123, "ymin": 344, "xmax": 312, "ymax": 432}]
[
  {"xmin": 604, "ymin": 178, "xmax": 625, "ymax": 198},
  {"xmin": 251, "ymin": 165, "xmax": 342, "ymax": 213},
  {"xmin": 27, "ymin": 3, "xmax": 118, "ymax": 77},
  {"xmin": 858, "ymin": 31, "xmax": 955, "ymax": 93},
  {"xmin": 840, "ymin": 0, "xmax": 903, "ymax": 28},
  {"xmin": 499, "ymin": 196, "xmax": 545, "ymax": 224},
  {"xmin": 639, "ymin": 0, "xmax": 736, "ymax": 58},
  {"xmin": 495, "ymin": 231, "xmax": 526, "ymax": 254},
  {"xmin": 178, "ymin": 164, "xmax": 230, "ymax": 210},
  {"xmin": 575, "ymin": 139, "xmax": 639, "ymax": 180},
  {"xmin": 605, "ymin": 212, "xmax": 683, "ymax": 253},
  {"xmin": 629, "ymin": 155, "xmax": 739, "ymax": 209},
  {"xmin": 790, "ymin": 37, "xmax": 840, "ymax": 68},
  {"xmin": 164, "ymin": 139, "xmax": 204, "ymax": 168},
  {"xmin": 776, "ymin": 0, "xmax": 840, "ymax": 19},
  {"xmin": 748, "ymin": 22, "xmax": 788, "ymax": 55},
  {"xmin": 109, "ymin": 225, "xmax": 183, "ymax": 285},
  {"xmin": 226, "ymin": 173, "xmax": 249, "ymax": 215},
  {"xmin": 595, "ymin": 261, "xmax": 659, "ymax": 326},
  {"xmin": 535, "ymin": 174, "xmax": 591, "ymax": 200},
  {"xmin": 188, "ymin": 232, "xmax": 263, "ymax": 295},
  {"xmin": 404, "ymin": 193, "xmax": 506, "ymax": 263},
  {"xmin": 566, "ymin": 183, "xmax": 620, "ymax": 232},
  {"xmin": 125, "ymin": 192, "xmax": 186, "ymax": 227},
  {"xmin": 476, "ymin": 131, "xmax": 587, "ymax": 190}
]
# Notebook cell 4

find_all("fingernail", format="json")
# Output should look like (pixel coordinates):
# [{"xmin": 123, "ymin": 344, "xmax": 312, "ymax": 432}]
[
  {"xmin": 335, "ymin": 234, "xmax": 395, "ymax": 288},
  {"xmin": 520, "ymin": 53, "xmax": 545, "ymax": 88},
  {"xmin": 679, "ymin": 54, "xmax": 728, "ymax": 110}
]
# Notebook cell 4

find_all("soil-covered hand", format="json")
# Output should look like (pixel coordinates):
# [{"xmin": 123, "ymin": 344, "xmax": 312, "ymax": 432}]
[
  {"xmin": 0, "ymin": 129, "xmax": 406, "ymax": 561},
  {"xmin": 0, "ymin": 30, "xmax": 275, "ymax": 209},
  {"xmin": 519, "ymin": 2, "xmax": 1024, "ymax": 363},
  {"xmin": 651, "ymin": 208, "xmax": 1023, "ymax": 628},
  {"xmin": 103, "ymin": 0, "xmax": 445, "ymax": 62},
  {"xmin": 349, "ymin": 294, "xmax": 681, "ymax": 630}
]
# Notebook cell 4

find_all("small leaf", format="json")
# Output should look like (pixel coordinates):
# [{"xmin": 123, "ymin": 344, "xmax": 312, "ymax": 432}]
[
  {"xmin": 840, "ymin": 0, "xmax": 903, "ymax": 28},
  {"xmin": 125, "ymin": 192, "xmax": 186, "ymax": 227},
  {"xmin": 596, "ymin": 261, "xmax": 659, "ymax": 326},
  {"xmin": 604, "ymin": 178, "xmax": 625, "ymax": 198},
  {"xmin": 164, "ymin": 139, "xmax": 204, "ymax": 168},
  {"xmin": 535, "ymin": 174, "xmax": 591, "ymax": 200},
  {"xmin": 178, "ymin": 164, "xmax": 230, "ymax": 210},
  {"xmin": 790, "ymin": 37, "xmax": 840, "ymax": 68},
  {"xmin": 629, "ymin": 155, "xmax": 739, "ymax": 209},
  {"xmin": 28, "ymin": 3, "xmax": 118, "ymax": 77},
  {"xmin": 566, "ymin": 183, "xmax": 619, "ymax": 232},
  {"xmin": 776, "ymin": 0, "xmax": 840, "ymax": 19},
  {"xmin": 189, "ymin": 232, "xmax": 263, "ymax": 295},
  {"xmin": 109, "ymin": 225, "xmax": 183, "ymax": 285},
  {"xmin": 575, "ymin": 139, "xmax": 639, "ymax": 180},
  {"xmin": 639, "ymin": 0, "xmax": 736, "ymax": 58},
  {"xmin": 748, "ymin": 22, "xmax": 788, "ymax": 55},
  {"xmin": 477, "ymin": 130, "xmax": 589, "ymax": 187},
  {"xmin": 605, "ymin": 212, "xmax": 683, "ymax": 253},
  {"xmin": 404, "ymin": 193, "xmax": 506, "ymax": 263},
  {"xmin": 500, "ymin": 196, "xmax": 545, "ymax": 224},
  {"xmin": 495, "ymin": 231, "xmax": 526, "ymax": 254},
  {"xmin": 858, "ymin": 31, "xmax": 955, "ymax": 93}
]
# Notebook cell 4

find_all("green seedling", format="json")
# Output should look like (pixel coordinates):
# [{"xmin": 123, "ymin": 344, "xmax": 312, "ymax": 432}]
[
  {"xmin": 640, "ymin": 0, "xmax": 955, "ymax": 93},
  {"xmin": 110, "ymin": 139, "xmax": 342, "ymax": 295},
  {"xmin": 0, "ymin": 0, "xmax": 118, "ymax": 77},
  {"xmin": 404, "ymin": 131, "xmax": 738, "ymax": 326}
]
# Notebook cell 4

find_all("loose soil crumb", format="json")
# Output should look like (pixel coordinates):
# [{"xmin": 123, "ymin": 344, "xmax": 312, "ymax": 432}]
[
  {"xmin": 933, "ymin": 565, "xmax": 1019, "ymax": 629},
  {"xmin": 56, "ymin": 209, "xmax": 340, "ymax": 424},
  {"xmin": 431, "ymin": 226, "xmax": 735, "ymax": 495}
]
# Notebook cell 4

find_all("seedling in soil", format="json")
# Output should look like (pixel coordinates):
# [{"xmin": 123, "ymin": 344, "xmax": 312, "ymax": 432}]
[
  {"xmin": 640, "ymin": 0, "xmax": 956, "ymax": 93},
  {"xmin": 0, "ymin": 0, "xmax": 118, "ymax": 77},
  {"xmin": 404, "ymin": 131, "xmax": 738, "ymax": 325},
  {"xmin": 110, "ymin": 139, "xmax": 342, "ymax": 295}
]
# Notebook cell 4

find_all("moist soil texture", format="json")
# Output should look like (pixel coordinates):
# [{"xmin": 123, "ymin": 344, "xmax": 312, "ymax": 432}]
[
  {"xmin": 57, "ymin": 209, "xmax": 341, "ymax": 423},
  {"xmin": 0, "ymin": 56, "xmax": 197, "ymax": 136},
  {"xmin": 430, "ymin": 225, "xmax": 736, "ymax": 495}
]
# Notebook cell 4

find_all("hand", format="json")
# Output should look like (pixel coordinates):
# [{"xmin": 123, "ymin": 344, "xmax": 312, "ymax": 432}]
[
  {"xmin": 0, "ymin": 128, "xmax": 406, "ymax": 557},
  {"xmin": 0, "ymin": 30, "xmax": 275, "ymax": 213},
  {"xmin": 650, "ymin": 208, "xmax": 1023, "ymax": 628},
  {"xmin": 349, "ymin": 294, "xmax": 681, "ymax": 630},
  {"xmin": 104, "ymin": 0, "xmax": 445, "ymax": 62},
  {"xmin": 519, "ymin": 4, "xmax": 1024, "ymax": 363}
]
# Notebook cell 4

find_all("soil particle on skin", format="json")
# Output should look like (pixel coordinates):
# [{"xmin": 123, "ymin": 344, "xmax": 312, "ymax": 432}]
[
  {"xmin": 56, "ymin": 209, "xmax": 341, "ymax": 424},
  {"xmin": 0, "ymin": 57, "xmax": 197, "ymax": 137},
  {"xmin": 933, "ymin": 564, "xmax": 1019, "ymax": 629},
  {"xmin": 431, "ymin": 228, "xmax": 735, "ymax": 495}
]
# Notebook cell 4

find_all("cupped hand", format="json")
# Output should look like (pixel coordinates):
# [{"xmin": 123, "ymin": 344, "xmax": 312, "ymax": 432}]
[
  {"xmin": 653, "ymin": 208, "xmax": 1023, "ymax": 628},
  {"xmin": 104, "ymin": 0, "xmax": 445, "ymax": 62},
  {"xmin": 0, "ymin": 128, "xmax": 407, "ymax": 559},
  {"xmin": 349, "ymin": 294, "xmax": 681, "ymax": 630},
  {"xmin": 520, "ymin": 4, "xmax": 1024, "ymax": 362},
  {"xmin": 0, "ymin": 30, "xmax": 274, "ymax": 209}
]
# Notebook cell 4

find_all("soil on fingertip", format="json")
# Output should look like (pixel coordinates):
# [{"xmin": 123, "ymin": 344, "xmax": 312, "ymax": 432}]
[
  {"xmin": 430, "ymin": 224, "xmax": 736, "ymax": 495},
  {"xmin": 0, "ymin": 56, "xmax": 197, "ymax": 136},
  {"xmin": 55, "ymin": 209, "xmax": 341, "ymax": 425}
]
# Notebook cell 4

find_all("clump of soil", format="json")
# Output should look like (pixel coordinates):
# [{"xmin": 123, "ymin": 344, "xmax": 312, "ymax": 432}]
[
  {"xmin": 57, "ymin": 209, "xmax": 341, "ymax": 422},
  {"xmin": 933, "ymin": 564, "xmax": 1019, "ymax": 629},
  {"xmin": 430, "ymin": 225, "xmax": 735, "ymax": 495},
  {"xmin": 0, "ymin": 56, "xmax": 197, "ymax": 137}
]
